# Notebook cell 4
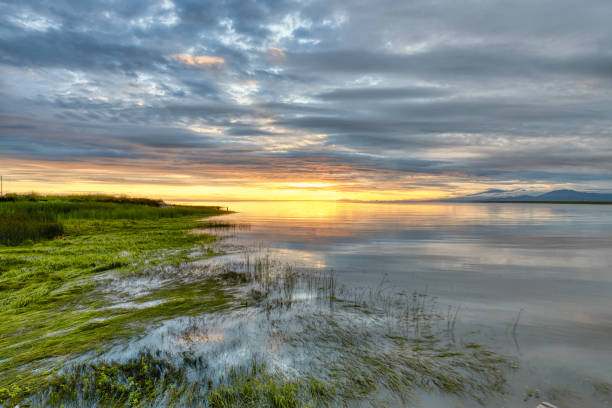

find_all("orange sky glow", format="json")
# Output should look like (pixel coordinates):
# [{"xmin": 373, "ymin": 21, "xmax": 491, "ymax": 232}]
[{"xmin": 2, "ymin": 158, "xmax": 558, "ymax": 202}]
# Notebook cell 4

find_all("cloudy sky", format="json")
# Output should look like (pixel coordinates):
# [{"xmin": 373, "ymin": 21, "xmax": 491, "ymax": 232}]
[{"xmin": 1, "ymin": 0, "xmax": 611, "ymax": 200}]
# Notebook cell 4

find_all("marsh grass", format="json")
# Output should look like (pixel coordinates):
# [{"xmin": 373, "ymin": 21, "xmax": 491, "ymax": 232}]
[
  {"xmin": 0, "ymin": 193, "xmax": 162, "ymax": 206},
  {"xmin": 0, "ymin": 194, "xmax": 225, "ymax": 245},
  {"xmin": 0, "ymin": 213, "xmax": 64, "ymax": 245}
]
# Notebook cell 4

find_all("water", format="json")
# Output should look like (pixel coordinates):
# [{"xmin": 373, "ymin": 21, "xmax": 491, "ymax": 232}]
[{"xmin": 183, "ymin": 200, "xmax": 612, "ymax": 407}]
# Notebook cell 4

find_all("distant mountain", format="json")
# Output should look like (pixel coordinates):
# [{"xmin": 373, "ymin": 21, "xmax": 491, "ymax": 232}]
[{"xmin": 448, "ymin": 189, "xmax": 612, "ymax": 202}]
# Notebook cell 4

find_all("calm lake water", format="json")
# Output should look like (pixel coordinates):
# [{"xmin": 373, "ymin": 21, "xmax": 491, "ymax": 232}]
[{"xmin": 183, "ymin": 201, "xmax": 612, "ymax": 407}]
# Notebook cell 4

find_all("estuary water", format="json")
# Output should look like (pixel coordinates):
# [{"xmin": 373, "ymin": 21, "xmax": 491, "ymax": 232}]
[{"xmin": 183, "ymin": 200, "xmax": 612, "ymax": 407}]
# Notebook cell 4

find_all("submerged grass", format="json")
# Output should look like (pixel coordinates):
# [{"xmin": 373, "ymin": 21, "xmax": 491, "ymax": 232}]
[
  {"xmin": 3, "ymin": 351, "xmax": 326, "ymax": 408},
  {"xmin": 5, "ymin": 258, "xmax": 515, "ymax": 408},
  {"xmin": 8, "ymin": 254, "xmax": 519, "ymax": 407}
]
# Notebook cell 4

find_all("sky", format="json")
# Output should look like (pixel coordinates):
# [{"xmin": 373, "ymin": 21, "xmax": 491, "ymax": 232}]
[{"xmin": 1, "ymin": 0, "xmax": 612, "ymax": 201}]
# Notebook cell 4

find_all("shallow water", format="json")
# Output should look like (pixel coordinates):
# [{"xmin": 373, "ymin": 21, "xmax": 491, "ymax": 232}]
[{"xmin": 181, "ymin": 200, "xmax": 612, "ymax": 407}]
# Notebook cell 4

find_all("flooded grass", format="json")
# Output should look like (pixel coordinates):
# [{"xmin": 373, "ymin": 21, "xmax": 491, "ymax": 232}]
[
  {"xmin": 238, "ymin": 256, "xmax": 515, "ymax": 405},
  {"xmin": 1, "ymin": 247, "xmax": 522, "ymax": 407},
  {"xmin": 6, "ymin": 352, "xmax": 324, "ymax": 408}
]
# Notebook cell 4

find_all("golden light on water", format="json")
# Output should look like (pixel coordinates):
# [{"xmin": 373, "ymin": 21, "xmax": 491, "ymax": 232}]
[{"xmin": 174, "ymin": 199, "xmax": 457, "ymax": 221}]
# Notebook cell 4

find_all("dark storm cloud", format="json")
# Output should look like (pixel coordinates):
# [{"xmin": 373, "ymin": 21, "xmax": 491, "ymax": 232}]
[{"xmin": 1, "ymin": 0, "xmax": 612, "ymax": 191}]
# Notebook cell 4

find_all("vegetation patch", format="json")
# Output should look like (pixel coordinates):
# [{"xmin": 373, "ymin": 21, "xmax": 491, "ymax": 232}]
[
  {"xmin": 0, "ymin": 195, "xmax": 228, "ymax": 395},
  {"xmin": 2, "ymin": 352, "xmax": 330, "ymax": 408},
  {"xmin": 0, "ymin": 194, "xmax": 226, "ymax": 246},
  {"xmin": 0, "ymin": 211, "xmax": 63, "ymax": 246}
]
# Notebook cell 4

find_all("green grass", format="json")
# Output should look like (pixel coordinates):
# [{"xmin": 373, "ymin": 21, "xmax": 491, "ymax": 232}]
[
  {"xmin": 0, "ymin": 193, "xmax": 224, "ymax": 245},
  {"xmin": 2, "ymin": 352, "xmax": 324, "ymax": 408},
  {"xmin": 0, "ymin": 214, "xmax": 64, "ymax": 245},
  {"xmin": 0, "ymin": 194, "xmax": 230, "ymax": 395},
  {"xmin": 0, "ymin": 193, "xmax": 163, "ymax": 206}
]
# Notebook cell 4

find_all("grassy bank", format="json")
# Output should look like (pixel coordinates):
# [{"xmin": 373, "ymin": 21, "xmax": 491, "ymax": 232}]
[
  {"xmin": 0, "ymin": 194, "xmax": 230, "ymax": 400},
  {"xmin": 0, "ymin": 194, "xmax": 223, "ymax": 245}
]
